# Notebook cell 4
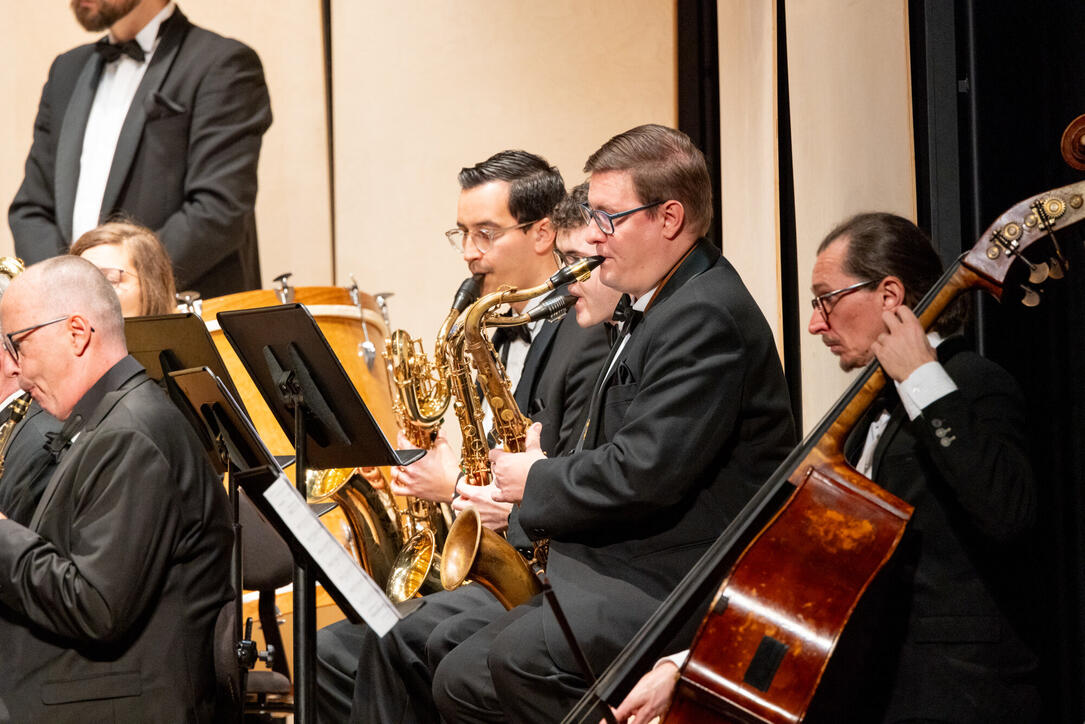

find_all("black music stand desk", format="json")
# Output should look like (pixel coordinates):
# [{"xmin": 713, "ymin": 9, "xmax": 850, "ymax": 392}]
[{"xmin": 215, "ymin": 303, "xmax": 422, "ymax": 724}]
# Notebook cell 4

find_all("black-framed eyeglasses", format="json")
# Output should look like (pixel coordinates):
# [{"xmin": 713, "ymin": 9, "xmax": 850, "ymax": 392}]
[
  {"xmin": 3, "ymin": 315, "xmax": 70, "ymax": 361},
  {"xmin": 579, "ymin": 201, "xmax": 663, "ymax": 235},
  {"xmin": 445, "ymin": 219, "xmax": 539, "ymax": 254},
  {"xmin": 553, "ymin": 249, "xmax": 589, "ymax": 268},
  {"xmin": 810, "ymin": 279, "xmax": 879, "ymax": 324}
]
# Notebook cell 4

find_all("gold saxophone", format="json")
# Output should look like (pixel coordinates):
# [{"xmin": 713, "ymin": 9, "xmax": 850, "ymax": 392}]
[
  {"xmin": 383, "ymin": 275, "xmax": 484, "ymax": 602},
  {"xmin": 440, "ymin": 257, "xmax": 603, "ymax": 609},
  {"xmin": 0, "ymin": 257, "xmax": 27, "ymax": 482},
  {"xmin": 0, "ymin": 393, "xmax": 32, "ymax": 479}
]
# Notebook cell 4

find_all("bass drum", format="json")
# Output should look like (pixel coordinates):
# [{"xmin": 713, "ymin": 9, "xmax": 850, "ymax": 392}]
[{"xmin": 200, "ymin": 286, "xmax": 405, "ymax": 591}]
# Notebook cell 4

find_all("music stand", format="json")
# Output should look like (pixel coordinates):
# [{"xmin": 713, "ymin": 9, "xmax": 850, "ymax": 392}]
[
  {"xmin": 216, "ymin": 304, "xmax": 423, "ymax": 724},
  {"xmin": 125, "ymin": 312, "xmax": 243, "ymax": 407}
]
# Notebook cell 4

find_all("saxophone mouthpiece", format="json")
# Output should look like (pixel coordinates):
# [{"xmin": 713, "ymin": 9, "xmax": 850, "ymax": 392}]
[
  {"xmin": 526, "ymin": 292, "xmax": 577, "ymax": 323},
  {"xmin": 548, "ymin": 256, "xmax": 604, "ymax": 288},
  {"xmin": 452, "ymin": 274, "xmax": 485, "ymax": 312}
]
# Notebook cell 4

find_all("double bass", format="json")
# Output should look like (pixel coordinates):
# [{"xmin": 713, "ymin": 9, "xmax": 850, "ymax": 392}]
[{"xmin": 564, "ymin": 179, "xmax": 1085, "ymax": 723}]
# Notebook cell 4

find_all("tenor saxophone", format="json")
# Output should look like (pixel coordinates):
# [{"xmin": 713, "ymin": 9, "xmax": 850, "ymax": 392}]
[
  {"xmin": 382, "ymin": 275, "xmax": 483, "ymax": 602},
  {"xmin": 440, "ymin": 257, "xmax": 602, "ymax": 609}
]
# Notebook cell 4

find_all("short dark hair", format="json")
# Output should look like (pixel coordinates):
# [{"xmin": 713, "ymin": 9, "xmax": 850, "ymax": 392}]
[
  {"xmin": 551, "ymin": 181, "xmax": 589, "ymax": 233},
  {"xmin": 584, "ymin": 124, "xmax": 713, "ymax": 236},
  {"xmin": 818, "ymin": 212, "xmax": 968, "ymax": 335},
  {"xmin": 458, "ymin": 150, "xmax": 566, "ymax": 225}
]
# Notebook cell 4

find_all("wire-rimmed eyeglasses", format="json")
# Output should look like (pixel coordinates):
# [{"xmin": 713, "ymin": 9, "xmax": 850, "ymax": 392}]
[
  {"xmin": 810, "ymin": 279, "xmax": 878, "ymax": 324},
  {"xmin": 579, "ymin": 201, "xmax": 663, "ymax": 235},
  {"xmin": 445, "ymin": 219, "xmax": 539, "ymax": 254}
]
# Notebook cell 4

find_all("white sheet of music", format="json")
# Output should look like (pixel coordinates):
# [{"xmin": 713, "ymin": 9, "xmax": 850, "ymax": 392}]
[{"xmin": 263, "ymin": 473, "xmax": 401, "ymax": 636}]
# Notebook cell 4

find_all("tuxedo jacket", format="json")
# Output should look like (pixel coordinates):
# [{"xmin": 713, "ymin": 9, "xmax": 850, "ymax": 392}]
[
  {"xmin": 0, "ymin": 357, "xmax": 232, "ymax": 722},
  {"xmin": 519, "ymin": 239, "xmax": 796, "ymax": 673},
  {"xmin": 506, "ymin": 309, "xmax": 611, "ymax": 549},
  {"xmin": 837, "ymin": 339, "xmax": 1040, "ymax": 722},
  {"xmin": 0, "ymin": 400, "xmax": 62, "ymax": 527},
  {"xmin": 9, "ymin": 8, "xmax": 272, "ymax": 298}
]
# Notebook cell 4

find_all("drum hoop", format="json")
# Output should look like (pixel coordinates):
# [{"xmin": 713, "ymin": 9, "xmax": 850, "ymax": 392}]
[{"xmin": 204, "ymin": 304, "xmax": 387, "ymax": 336}]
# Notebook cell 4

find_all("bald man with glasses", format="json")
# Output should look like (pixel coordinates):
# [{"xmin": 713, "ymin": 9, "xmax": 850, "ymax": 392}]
[{"xmin": 0, "ymin": 255, "xmax": 232, "ymax": 721}]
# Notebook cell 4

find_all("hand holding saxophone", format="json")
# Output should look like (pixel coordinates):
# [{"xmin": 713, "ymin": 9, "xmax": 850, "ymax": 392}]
[
  {"xmin": 389, "ymin": 429, "xmax": 459, "ymax": 503},
  {"xmin": 451, "ymin": 480, "xmax": 512, "ymax": 532},
  {"xmin": 490, "ymin": 421, "xmax": 545, "ymax": 504}
]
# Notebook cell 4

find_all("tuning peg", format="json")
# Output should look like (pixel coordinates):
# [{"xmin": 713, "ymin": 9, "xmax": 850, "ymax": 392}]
[
  {"xmin": 1027, "ymin": 261, "xmax": 1050, "ymax": 284},
  {"xmin": 1019, "ymin": 284, "xmax": 1041, "ymax": 307}
]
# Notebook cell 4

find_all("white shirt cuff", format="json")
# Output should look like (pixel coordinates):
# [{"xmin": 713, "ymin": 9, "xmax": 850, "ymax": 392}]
[
  {"xmin": 657, "ymin": 650, "xmax": 689, "ymax": 670},
  {"xmin": 894, "ymin": 361, "xmax": 957, "ymax": 420}
]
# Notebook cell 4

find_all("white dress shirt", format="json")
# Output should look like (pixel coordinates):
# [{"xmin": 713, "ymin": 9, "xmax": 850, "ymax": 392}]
[{"xmin": 71, "ymin": 2, "xmax": 176, "ymax": 241}]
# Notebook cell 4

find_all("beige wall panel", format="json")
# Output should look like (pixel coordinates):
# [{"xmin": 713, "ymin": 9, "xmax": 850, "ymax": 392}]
[
  {"xmin": 717, "ymin": 0, "xmax": 783, "ymax": 357},
  {"xmin": 786, "ymin": 0, "xmax": 916, "ymax": 432},
  {"xmin": 332, "ymin": 0, "xmax": 678, "ymax": 339},
  {"xmin": 1, "ymin": 2, "xmax": 331, "ymax": 289},
  {"xmin": 1, "ymin": 7, "xmax": 88, "ymax": 258}
]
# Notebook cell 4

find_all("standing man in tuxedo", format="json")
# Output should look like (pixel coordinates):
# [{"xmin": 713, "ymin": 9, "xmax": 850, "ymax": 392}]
[
  {"xmin": 432, "ymin": 124, "xmax": 796, "ymax": 723},
  {"xmin": 0, "ymin": 255, "xmax": 232, "ymax": 721},
  {"xmin": 611, "ymin": 213, "xmax": 1039, "ymax": 724},
  {"xmin": 316, "ymin": 154, "xmax": 612, "ymax": 722},
  {"xmin": 10, "ymin": 0, "xmax": 272, "ymax": 298}
]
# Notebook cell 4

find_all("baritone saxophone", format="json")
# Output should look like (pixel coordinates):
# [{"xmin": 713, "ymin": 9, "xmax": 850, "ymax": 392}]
[
  {"xmin": 440, "ymin": 256, "xmax": 603, "ymax": 610},
  {"xmin": 382, "ymin": 275, "xmax": 484, "ymax": 602}
]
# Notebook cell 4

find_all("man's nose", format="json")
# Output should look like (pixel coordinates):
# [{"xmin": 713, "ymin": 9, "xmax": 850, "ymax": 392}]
[
  {"xmin": 462, "ymin": 235, "xmax": 484, "ymax": 263},
  {"xmin": 808, "ymin": 307, "xmax": 829, "ymax": 335}
]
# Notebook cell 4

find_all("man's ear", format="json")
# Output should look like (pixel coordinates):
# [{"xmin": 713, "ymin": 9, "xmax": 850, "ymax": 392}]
[
  {"xmin": 880, "ymin": 275, "xmax": 907, "ymax": 310},
  {"xmin": 68, "ymin": 314, "xmax": 93, "ymax": 357},
  {"xmin": 532, "ymin": 217, "xmax": 556, "ymax": 255},
  {"xmin": 659, "ymin": 200, "xmax": 686, "ymax": 241}
]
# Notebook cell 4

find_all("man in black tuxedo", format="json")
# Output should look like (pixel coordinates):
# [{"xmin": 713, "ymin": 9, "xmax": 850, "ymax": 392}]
[
  {"xmin": 0, "ymin": 255, "xmax": 233, "ymax": 721},
  {"xmin": 315, "ymin": 154, "xmax": 612, "ymax": 722},
  {"xmin": 612, "ymin": 213, "xmax": 1039, "ymax": 723},
  {"xmin": 432, "ymin": 124, "xmax": 796, "ymax": 723},
  {"xmin": 10, "ymin": 0, "xmax": 272, "ymax": 298}
]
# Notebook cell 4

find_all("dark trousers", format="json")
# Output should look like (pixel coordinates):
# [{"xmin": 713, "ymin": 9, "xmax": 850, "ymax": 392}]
[
  {"xmin": 332, "ymin": 585, "xmax": 501, "ymax": 723},
  {"xmin": 432, "ymin": 594, "xmax": 589, "ymax": 724}
]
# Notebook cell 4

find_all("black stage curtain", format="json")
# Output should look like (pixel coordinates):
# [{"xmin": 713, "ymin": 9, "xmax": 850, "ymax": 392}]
[{"xmin": 912, "ymin": 1, "xmax": 1085, "ymax": 720}]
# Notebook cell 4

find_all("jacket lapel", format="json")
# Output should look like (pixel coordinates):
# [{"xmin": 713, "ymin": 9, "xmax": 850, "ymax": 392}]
[
  {"xmin": 515, "ymin": 317, "xmax": 559, "ymax": 410},
  {"xmin": 55, "ymin": 54, "xmax": 103, "ymax": 242},
  {"xmin": 100, "ymin": 10, "xmax": 189, "ymax": 216}
]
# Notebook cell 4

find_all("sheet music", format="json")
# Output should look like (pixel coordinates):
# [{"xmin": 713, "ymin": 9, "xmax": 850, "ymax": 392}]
[{"xmin": 263, "ymin": 473, "xmax": 401, "ymax": 636}]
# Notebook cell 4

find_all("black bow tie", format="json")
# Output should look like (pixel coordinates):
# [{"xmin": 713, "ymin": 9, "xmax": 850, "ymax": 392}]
[
  {"xmin": 491, "ymin": 324, "xmax": 532, "ymax": 350},
  {"xmin": 611, "ymin": 295, "xmax": 642, "ymax": 335},
  {"xmin": 43, "ymin": 414, "xmax": 83, "ymax": 462},
  {"xmin": 95, "ymin": 36, "xmax": 146, "ymax": 63}
]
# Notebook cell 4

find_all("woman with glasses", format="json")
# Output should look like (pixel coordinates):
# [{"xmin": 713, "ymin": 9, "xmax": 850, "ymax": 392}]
[{"xmin": 70, "ymin": 220, "xmax": 177, "ymax": 316}]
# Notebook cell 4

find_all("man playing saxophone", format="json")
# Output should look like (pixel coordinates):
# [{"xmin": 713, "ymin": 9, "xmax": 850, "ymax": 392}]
[
  {"xmin": 434, "ymin": 125, "xmax": 796, "ymax": 723},
  {"xmin": 316, "ymin": 153, "xmax": 612, "ymax": 723}
]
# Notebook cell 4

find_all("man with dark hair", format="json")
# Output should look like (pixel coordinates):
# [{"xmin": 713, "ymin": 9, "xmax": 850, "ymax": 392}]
[
  {"xmin": 0, "ymin": 255, "xmax": 232, "ymax": 720},
  {"xmin": 432, "ymin": 124, "xmax": 796, "ymax": 723},
  {"xmin": 10, "ymin": 0, "xmax": 272, "ymax": 297},
  {"xmin": 612, "ymin": 212, "xmax": 1039, "ymax": 723},
  {"xmin": 315, "ymin": 153, "xmax": 612, "ymax": 723}
]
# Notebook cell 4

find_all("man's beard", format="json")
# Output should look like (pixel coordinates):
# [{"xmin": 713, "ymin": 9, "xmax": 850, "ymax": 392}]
[{"xmin": 70, "ymin": 0, "xmax": 141, "ymax": 32}]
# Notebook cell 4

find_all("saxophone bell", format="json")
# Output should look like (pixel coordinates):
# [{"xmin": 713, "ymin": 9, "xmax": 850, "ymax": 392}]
[{"xmin": 441, "ymin": 507, "xmax": 542, "ymax": 610}]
